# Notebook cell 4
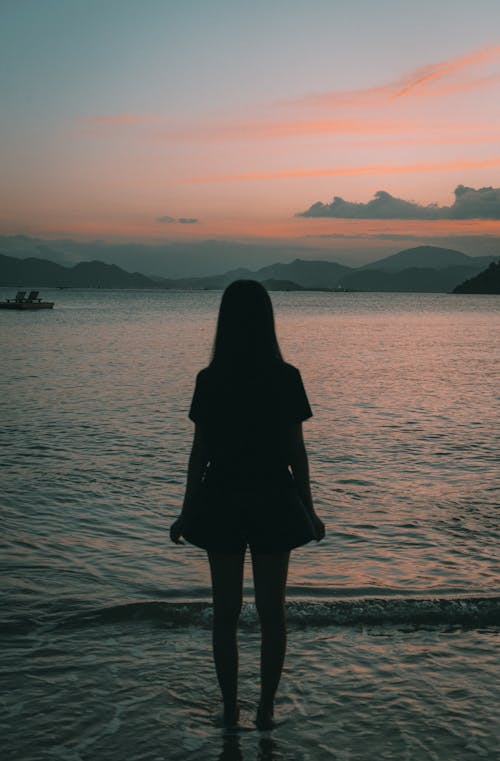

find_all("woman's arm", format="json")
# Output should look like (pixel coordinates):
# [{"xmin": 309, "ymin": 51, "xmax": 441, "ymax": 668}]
[
  {"xmin": 288, "ymin": 423, "xmax": 325, "ymax": 540},
  {"xmin": 170, "ymin": 424, "xmax": 209, "ymax": 544}
]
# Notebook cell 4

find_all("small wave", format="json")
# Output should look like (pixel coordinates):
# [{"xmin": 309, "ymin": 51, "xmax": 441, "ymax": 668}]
[
  {"xmin": 2, "ymin": 596, "xmax": 499, "ymax": 634},
  {"xmin": 286, "ymin": 596, "xmax": 500, "ymax": 628}
]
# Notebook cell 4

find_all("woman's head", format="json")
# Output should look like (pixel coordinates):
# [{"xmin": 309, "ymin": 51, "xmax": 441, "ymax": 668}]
[{"xmin": 211, "ymin": 280, "xmax": 283, "ymax": 370}]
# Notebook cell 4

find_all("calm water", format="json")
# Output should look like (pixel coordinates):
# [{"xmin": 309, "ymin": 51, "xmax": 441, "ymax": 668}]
[{"xmin": 1, "ymin": 288, "xmax": 499, "ymax": 760}]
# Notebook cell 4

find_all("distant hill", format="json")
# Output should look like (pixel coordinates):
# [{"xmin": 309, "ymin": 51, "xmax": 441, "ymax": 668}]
[
  {"xmin": 150, "ymin": 267, "xmax": 255, "ymax": 290},
  {"xmin": 341, "ymin": 264, "xmax": 497, "ymax": 293},
  {"xmin": 0, "ymin": 234, "xmax": 355, "ymax": 279},
  {"xmin": 150, "ymin": 259, "xmax": 352, "ymax": 290},
  {"xmin": 247, "ymin": 249, "xmax": 497, "ymax": 292},
  {"xmin": 453, "ymin": 261, "xmax": 500, "ymax": 294},
  {"xmin": 253, "ymin": 259, "xmax": 352, "ymax": 288},
  {"xmin": 2, "ymin": 246, "xmax": 499, "ymax": 293},
  {"xmin": 0, "ymin": 253, "xmax": 160, "ymax": 288},
  {"xmin": 362, "ymin": 245, "xmax": 495, "ymax": 272},
  {"xmin": 260, "ymin": 278, "xmax": 306, "ymax": 291}
]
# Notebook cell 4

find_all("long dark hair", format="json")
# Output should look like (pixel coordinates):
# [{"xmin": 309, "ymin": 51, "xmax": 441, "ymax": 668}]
[{"xmin": 210, "ymin": 280, "xmax": 283, "ymax": 371}]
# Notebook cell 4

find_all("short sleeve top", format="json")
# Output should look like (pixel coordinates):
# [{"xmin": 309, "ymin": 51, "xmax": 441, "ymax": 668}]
[{"xmin": 188, "ymin": 361, "xmax": 312, "ymax": 480}]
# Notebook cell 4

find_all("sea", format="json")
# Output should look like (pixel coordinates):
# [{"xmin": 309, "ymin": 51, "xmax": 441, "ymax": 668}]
[{"xmin": 1, "ymin": 288, "xmax": 499, "ymax": 761}]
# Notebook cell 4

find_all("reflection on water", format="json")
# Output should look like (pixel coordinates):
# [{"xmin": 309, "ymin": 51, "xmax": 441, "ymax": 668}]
[
  {"xmin": 217, "ymin": 734, "xmax": 284, "ymax": 761},
  {"xmin": 218, "ymin": 735, "xmax": 242, "ymax": 761},
  {"xmin": 1, "ymin": 623, "xmax": 498, "ymax": 760},
  {"xmin": 1, "ymin": 289, "xmax": 498, "ymax": 605},
  {"xmin": 1, "ymin": 290, "xmax": 499, "ymax": 761}
]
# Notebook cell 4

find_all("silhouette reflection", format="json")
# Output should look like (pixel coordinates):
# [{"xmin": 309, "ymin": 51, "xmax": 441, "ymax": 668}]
[
  {"xmin": 216, "ymin": 731, "xmax": 283, "ymax": 761},
  {"xmin": 257, "ymin": 735, "xmax": 282, "ymax": 760},
  {"xmin": 217, "ymin": 732, "xmax": 243, "ymax": 761}
]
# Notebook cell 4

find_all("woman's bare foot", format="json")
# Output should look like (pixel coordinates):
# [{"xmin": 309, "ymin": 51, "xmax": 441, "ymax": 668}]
[{"xmin": 255, "ymin": 704, "xmax": 275, "ymax": 731}]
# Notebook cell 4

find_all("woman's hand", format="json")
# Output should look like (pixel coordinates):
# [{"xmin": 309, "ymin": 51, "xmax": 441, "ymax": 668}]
[
  {"xmin": 311, "ymin": 513, "xmax": 325, "ymax": 542},
  {"xmin": 170, "ymin": 516, "xmax": 185, "ymax": 545}
]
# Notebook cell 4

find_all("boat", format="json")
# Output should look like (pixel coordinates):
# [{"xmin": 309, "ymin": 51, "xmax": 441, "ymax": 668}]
[{"xmin": 0, "ymin": 290, "xmax": 54, "ymax": 309}]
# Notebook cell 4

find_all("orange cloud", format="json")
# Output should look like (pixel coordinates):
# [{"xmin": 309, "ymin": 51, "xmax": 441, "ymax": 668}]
[
  {"xmin": 179, "ymin": 156, "xmax": 500, "ymax": 184},
  {"xmin": 342, "ymin": 131, "xmax": 500, "ymax": 147},
  {"xmin": 393, "ymin": 44, "xmax": 500, "ymax": 99},
  {"xmin": 23, "ymin": 216, "xmax": 500, "ymax": 243},
  {"xmin": 81, "ymin": 46, "xmax": 500, "ymax": 150},
  {"xmin": 393, "ymin": 72, "xmax": 500, "ymax": 101},
  {"xmin": 289, "ymin": 44, "xmax": 500, "ymax": 108},
  {"xmin": 157, "ymin": 117, "xmax": 420, "ymax": 142},
  {"xmin": 155, "ymin": 119, "xmax": 500, "ymax": 144},
  {"xmin": 291, "ymin": 217, "xmax": 500, "ymax": 237},
  {"xmin": 81, "ymin": 113, "xmax": 160, "ymax": 126}
]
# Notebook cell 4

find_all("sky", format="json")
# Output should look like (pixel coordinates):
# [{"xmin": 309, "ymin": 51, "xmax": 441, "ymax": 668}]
[{"xmin": 1, "ymin": 0, "xmax": 500, "ymax": 265}]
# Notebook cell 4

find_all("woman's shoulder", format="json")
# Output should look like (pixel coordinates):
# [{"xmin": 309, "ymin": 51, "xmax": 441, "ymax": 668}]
[
  {"xmin": 194, "ymin": 366, "xmax": 212, "ymax": 385},
  {"xmin": 196, "ymin": 361, "xmax": 302, "ymax": 384},
  {"xmin": 194, "ymin": 365, "xmax": 227, "ymax": 390},
  {"xmin": 280, "ymin": 361, "xmax": 302, "ymax": 378},
  {"xmin": 265, "ymin": 361, "xmax": 304, "ymax": 390}
]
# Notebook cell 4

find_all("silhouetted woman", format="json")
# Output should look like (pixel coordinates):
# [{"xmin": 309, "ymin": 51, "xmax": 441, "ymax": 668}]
[{"xmin": 170, "ymin": 280, "xmax": 325, "ymax": 730}]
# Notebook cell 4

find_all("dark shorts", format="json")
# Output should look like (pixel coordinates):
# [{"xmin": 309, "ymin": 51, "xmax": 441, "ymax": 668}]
[{"xmin": 182, "ymin": 471, "xmax": 316, "ymax": 554}]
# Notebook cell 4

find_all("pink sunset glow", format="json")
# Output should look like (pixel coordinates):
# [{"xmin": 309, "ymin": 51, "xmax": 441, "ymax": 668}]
[
  {"xmin": 1, "ymin": 6, "xmax": 500, "ymax": 260},
  {"xmin": 178, "ymin": 157, "xmax": 500, "ymax": 185}
]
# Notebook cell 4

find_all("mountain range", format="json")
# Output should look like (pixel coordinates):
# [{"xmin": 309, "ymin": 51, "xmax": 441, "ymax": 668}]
[
  {"xmin": 0, "ymin": 246, "xmax": 498, "ymax": 292},
  {"xmin": 0, "ymin": 255, "xmax": 157, "ymax": 289},
  {"xmin": 453, "ymin": 260, "xmax": 500, "ymax": 294},
  {"xmin": 0, "ymin": 235, "xmax": 358, "ymax": 278}
]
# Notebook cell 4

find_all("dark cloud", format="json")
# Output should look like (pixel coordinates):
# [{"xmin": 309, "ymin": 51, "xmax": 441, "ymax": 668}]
[
  {"xmin": 451, "ymin": 185, "xmax": 500, "ymax": 219},
  {"xmin": 301, "ymin": 232, "xmax": 425, "ymax": 240},
  {"xmin": 296, "ymin": 186, "xmax": 500, "ymax": 220},
  {"xmin": 157, "ymin": 215, "xmax": 198, "ymax": 224}
]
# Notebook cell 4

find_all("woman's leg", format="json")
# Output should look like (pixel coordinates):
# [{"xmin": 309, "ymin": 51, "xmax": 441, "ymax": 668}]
[
  {"xmin": 208, "ymin": 550, "xmax": 246, "ymax": 724},
  {"xmin": 251, "ymin": 550, "xmax": 290, "ymax": 727}
]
